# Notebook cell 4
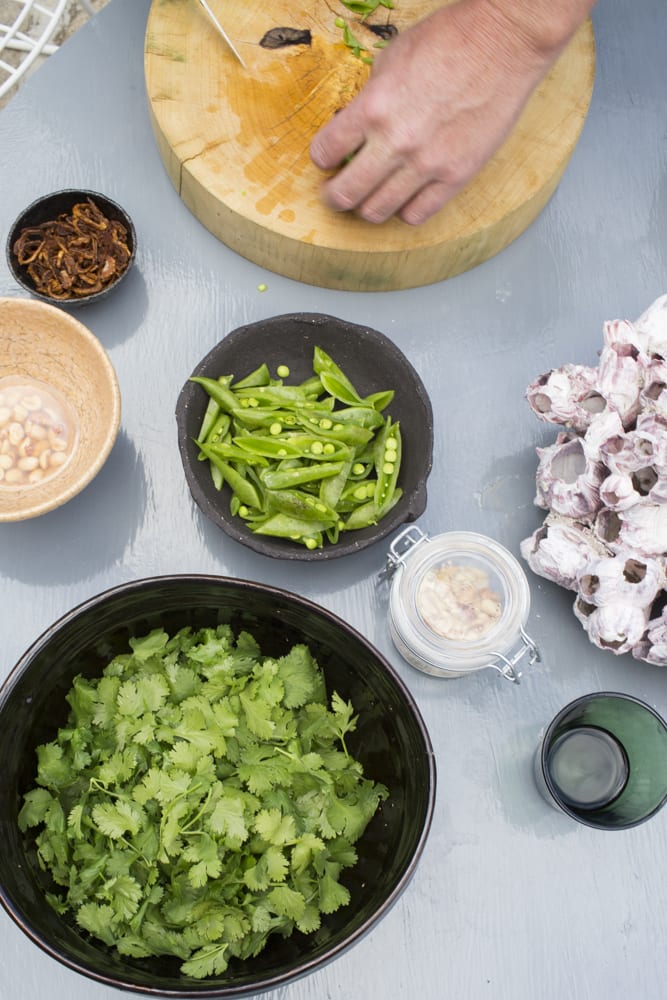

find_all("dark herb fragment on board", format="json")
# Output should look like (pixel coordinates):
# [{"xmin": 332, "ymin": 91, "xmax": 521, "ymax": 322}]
[
  {"xmin": 366, "ymin": 23, "xmax": 399, "ymax": 40},
  {"xmin": 259, "ymin": 27, "xmax": 312, "ymax": 49}
]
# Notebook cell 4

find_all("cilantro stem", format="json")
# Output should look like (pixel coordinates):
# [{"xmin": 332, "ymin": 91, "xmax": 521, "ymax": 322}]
[{"xmin": 179, "ymin": 785, "xmax": 212, "ymax": 834}]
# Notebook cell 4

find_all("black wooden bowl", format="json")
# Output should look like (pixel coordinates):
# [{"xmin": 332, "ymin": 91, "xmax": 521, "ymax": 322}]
[
  {"xmin": 176, "ymin": 313, "xmax": 434, "ymax": 559},
  {"xmin": 6, "ymin": 189, "xmax": 136, "ymax": 307},
  {"xmin": 0, "ymin": 575, "xmax": 436, "ymax": 997}
]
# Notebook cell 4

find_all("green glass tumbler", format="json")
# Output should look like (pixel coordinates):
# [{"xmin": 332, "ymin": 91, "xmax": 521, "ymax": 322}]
[{"xmin": 534, "ymin": 691, "xmax": 667, "ymax": 830}]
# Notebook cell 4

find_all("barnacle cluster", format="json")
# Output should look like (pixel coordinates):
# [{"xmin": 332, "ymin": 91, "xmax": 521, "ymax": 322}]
[{"xmin": 520, "ymin": 294, "xmax": 667, "ymax": 664}]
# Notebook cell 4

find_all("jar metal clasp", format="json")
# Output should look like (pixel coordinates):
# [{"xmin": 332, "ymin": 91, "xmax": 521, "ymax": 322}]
[
  {"xmin": 488, "ymin": 626, "xmax": 541, "ymax": 684},
  {"xmin": 380, "ymin": 524, "xmax": 430, "ymax": 581}
]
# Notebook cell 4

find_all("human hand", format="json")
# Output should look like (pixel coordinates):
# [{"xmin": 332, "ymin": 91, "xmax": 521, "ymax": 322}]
[{"xmin": 310, "ymin": 0, "xmax": 588, "ymax": 226}]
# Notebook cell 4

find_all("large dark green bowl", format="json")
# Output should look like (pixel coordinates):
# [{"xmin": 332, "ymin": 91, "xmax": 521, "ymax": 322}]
[{"xmin": 0, "ymin": 575, "xmax": 435, "ymax": 998}]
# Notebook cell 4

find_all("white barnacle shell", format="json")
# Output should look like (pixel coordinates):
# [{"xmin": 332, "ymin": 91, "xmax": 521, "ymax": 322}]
[
  {"xmin": 603, "ymin": 317, "xmax": 645, "ymax": 354},
  {"xmin": 594, "ymin": 503, "xmax": 667, "ymax": 558},
  {"xmin": 633, "ymin": 293, "xmax": 667, "ymax": 358},
  {"xmin": 598, "ymin": 472, "xmax": 639, "ymax": 511},
  {"xmin": 581, "ymin": 408, "xmax": 626, "ymax": 464},
  {"xmin": 598, "ymin": 434, "xmax": 667, "ymax": 506},
  {"xmin": 633, "ymin": 603, "xmax": 667, "ymax": 664},
  {"xmin": 525, "ymin": 364, "xmax": 603, "ymax": 432},
  {"xmin": 576, "ymin": 554, "xmax": 664, "ymax": 609},
  {"xmin": 534, "ymin": 433, "xmax": 606, "ymax": 521},
  {"xmin": 592, "ymin": 411, "xmax": 667, "ymax": 479},
  {"xmin": 524, "ymin": 293, "xmax": 667, "ymax": 665},
  {"xmin": 629, "ymin": 412, "xmax": 667, "ymax": 474},
  {"xmin": 520, "ymin": 513, "xmax": 610, "ymax": 591},
  {"xmin": 640, "ymin": 357, "xmax": 667, "ymax": 417},
  {"xmin": 573, "ymin": 600, "xmax": 649, "ymax": 655},
  {"xmin": 596, "ymin": 338, "xmax": 646, "ymax": 428}
]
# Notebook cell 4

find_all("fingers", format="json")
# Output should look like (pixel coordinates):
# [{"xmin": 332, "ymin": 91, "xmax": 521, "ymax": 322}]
[
  {"xmin": 317, "ymin": 125, "xmax": 460, "ymax": 225},
  {"xmin": 318, "ymin": 137, "xmax": 402, "ymax": 215},
  {"xmin": 309, "ymin": 113, "xmax": 366, "ymax": 173},
  {"xmin": 398, "ymin": 180, "xmax": 462, "ymax": 226}
]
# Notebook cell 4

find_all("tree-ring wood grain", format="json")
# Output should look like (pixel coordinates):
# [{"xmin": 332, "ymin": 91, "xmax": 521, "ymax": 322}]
[{"xmin": 144, "ymin": 0, "xmax": 595, "ymax": 291}]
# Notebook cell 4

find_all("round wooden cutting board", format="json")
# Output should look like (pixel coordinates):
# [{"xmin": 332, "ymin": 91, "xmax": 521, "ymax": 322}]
[{"xmin": 144, "ymin": 0, "xmax": 595, "ymax": 291}]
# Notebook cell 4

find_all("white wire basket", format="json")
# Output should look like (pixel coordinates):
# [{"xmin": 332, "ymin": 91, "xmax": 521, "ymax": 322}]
[{"xmin": 0, "ymin": 0, "xmax": 95, "ymax": 101}]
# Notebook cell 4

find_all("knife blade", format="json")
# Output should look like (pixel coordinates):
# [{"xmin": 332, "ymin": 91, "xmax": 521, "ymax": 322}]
[{"xmin": 195, "ymin": 0, "xmax": 247, "ymax": 69}]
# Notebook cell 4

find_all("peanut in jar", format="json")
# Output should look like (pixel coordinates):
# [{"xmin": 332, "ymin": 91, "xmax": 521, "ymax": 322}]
[{"xmin": 0, "ymin": 376, "xmax": 78, "ymax": 488}]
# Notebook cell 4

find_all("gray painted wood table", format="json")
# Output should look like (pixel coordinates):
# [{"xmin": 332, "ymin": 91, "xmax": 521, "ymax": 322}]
[{"xmin": 1, "ymin": 1, "xmax": 666, "ymax": 997}]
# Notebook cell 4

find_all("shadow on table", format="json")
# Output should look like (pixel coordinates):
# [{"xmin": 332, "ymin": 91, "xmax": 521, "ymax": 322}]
[
  {"xmin": 48, "ymin": 263, "xmax": 149, "ymax": 351},
  {"xmin": 0, "ymin": 430, "xmax": 146, "ymax": 585}
]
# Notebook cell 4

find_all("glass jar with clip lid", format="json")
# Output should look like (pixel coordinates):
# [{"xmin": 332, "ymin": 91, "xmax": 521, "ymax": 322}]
[{"xmin": 381, "ymin": 525, "xmax": 540, "ymax": 683}]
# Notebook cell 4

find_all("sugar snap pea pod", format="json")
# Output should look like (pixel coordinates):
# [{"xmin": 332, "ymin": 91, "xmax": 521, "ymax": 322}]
[
  {"xmin": 197, "ymin": 413, "xmax": 232, "ymax": 463},
  {"xmin": 343, "ymin": 488, "xmax": 403, "ymax": 531},
  {"xmin": 198, "ymin": 413, "xmax": 231, "ymax": 463},
  {"xmin": 244, "ymin": 464, "xmax": 266, "ymax": 507},
  {"xmin": 250, "ymin": 512, "xmax": 329, "ymax": 547},
  {"xmin": 298, "ymin": 374, "xmax": 323, "ymax": 391},
  {"xmin": 197, "ymin": 442, "xmax": 263, "ymax": 510},
  {"xmin": 339, "ymin": 479, "xmax": 377, "ymax": 504},
  {"xmin": 232, "ymin": 436, "xmax": 305, "ymax": 459},
  {"xmin": 234, "ymin": 385, "xmax": 319, "ymax": 406},
  {"xmin": 326, "ymin": 522, "xmax": 341, "ymax": 545},
  {"xmin": 197, "ymin": 440, "xmax": 270, "ymax": 466},
  {"xmin": 265, "ymin": 488, "xmax": 338, "ymax": 523},
  {"xmin": 373, "ymin": 418, "xmax": 402, "ymax": 517},
  {"xmin": 319, "ymin": 371, "xmax": 365, "ymax": 407},
  {"xmin": 238, "ymin": 434, "xmax": 350, "ymax": 462},
  {"xmin": 197, "ymin": 395, "xmax": 221, "ymax": 444},
  {"xmin": 261, "ymin": 461, "xmax": 345, "ymax": 490},
  {"xmin": 195, "ymin": 374, "xmax": 235, "ymax": 445},
  {"xmin": 211, "ymin": 461, "xmax": 224, "ymax": 491},
  {"xmin": 319, "ymin": 457, "xmax": 353, "ymax": 509},
  {"xmin": 232, "ymin": 363, "xmax": 271, "ymax": 389},
  {"xmin": 293, "ymin": 414, "xmax": 373, "ymax": 449},
  {"xmin": 229, "ymin": 408, "xmax": 298, "ymax": 430},
  {"xmin": 364, "ymin": 389, "xmax": 395, "ymax": 412},
  {"xmin": 313, "ymin": 346, "xmax": 364, "ymax": 404},
  {"xmin": 299, "ymin": 405, "xmax": 384, "ymax": 431},
  {"xmin": 205, "ymin": 411, "xmax": 231, "ymax": 444},
  {"xmin": 347, "ymin": 459, "xmax": 373, "ymax": 480},
  {"xmin": 190, "ymin": 376, "xmax": 240, "ymax": 415}
]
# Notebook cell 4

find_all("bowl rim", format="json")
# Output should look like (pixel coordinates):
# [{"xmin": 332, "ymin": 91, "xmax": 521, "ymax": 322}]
[
  {"xmin": 176, "ymin": 312, "xmax": 434, "ymax": 561},
  {"xmin": 5, "ymin": 187, "xmax": 137, "ymax": 307},
  {"xmin": 0, "ymin": 295, "xmax": 121, "ymax": 521},
  {"xmin": 0, "ymin": 573, "xmax": 437, "ymax": 998}
]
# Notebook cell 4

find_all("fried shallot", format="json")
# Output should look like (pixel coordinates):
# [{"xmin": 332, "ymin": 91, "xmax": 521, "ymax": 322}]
[{"xmin": 12, "ymin": 199, "xmax": 132, "ymax": 300}]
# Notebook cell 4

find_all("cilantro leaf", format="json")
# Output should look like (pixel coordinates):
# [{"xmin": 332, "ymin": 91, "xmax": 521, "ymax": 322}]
[
  {"xmin": 92, "ymin": 800, "xmax": 144, "ymax": 840},
  {"xmin": 208, "ymin": 792, "xmax": 249, "ymax": 847},
  {"xmin": 19, "ymin": 623, "xmax": 388, "ymax": 980},
  {"xmin": 18, "ymin": 788, "xmax": 54, "ymax": 830},
  {"xmin": 318, "ymin": 871, "xmax": 351, "ymax": 914},
  {"xmin": 181, "ymin": 942, "xmax": 230, "ymax": 979}
]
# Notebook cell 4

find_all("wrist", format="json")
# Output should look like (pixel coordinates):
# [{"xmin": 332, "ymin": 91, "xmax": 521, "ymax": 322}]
[{"xmin": 483, "ymin": 0, "xmax": 597, "ymax": 60}]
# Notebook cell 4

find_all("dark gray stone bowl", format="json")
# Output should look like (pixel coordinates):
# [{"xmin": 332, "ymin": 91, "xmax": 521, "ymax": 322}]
[
  {"xmin": 6, "ymin": 188, "xmax": 136, "ymax": 307},
  {"xmin": 176, "ymin": 313, "xmax": 434, "ymax": 560}
]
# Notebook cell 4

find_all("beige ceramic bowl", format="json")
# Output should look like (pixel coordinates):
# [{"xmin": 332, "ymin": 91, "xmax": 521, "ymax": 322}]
[{"xmin": 0, "ymin": 297, "xmax": 120, "ymax": 521}]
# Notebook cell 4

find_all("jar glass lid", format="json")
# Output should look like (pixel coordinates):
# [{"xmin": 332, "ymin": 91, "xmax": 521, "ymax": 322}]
[{"xmin": 387, "ymin": 528, "xmax": 534, "ymax": 673}]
